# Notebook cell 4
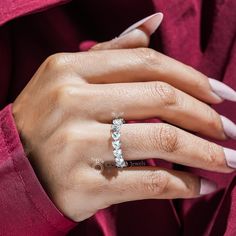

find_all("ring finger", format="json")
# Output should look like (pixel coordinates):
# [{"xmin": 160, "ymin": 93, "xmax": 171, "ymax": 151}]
[{"xmin": 97, "ymin": 122, "xmax": 235, "ymax": 173}]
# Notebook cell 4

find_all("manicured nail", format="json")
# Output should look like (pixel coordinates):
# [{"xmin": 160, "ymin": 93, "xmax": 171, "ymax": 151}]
[
  {"xmin": 209, "ymin": 78, "xmax": 236, "ymax": 102},
  {"xmin": 223, "ymin": 147, "xmax": 236, "ymax": 169},
  {"xmin": 200, "ymin": 178, "xmax": 217, "ymax": 195},
  {"xmin": 119, "ymin": 12, "xmax": 163, "ymax": 37},
  {"xmin": 220, "ymin": 115, "xmax": 236, "ymax": 140}
]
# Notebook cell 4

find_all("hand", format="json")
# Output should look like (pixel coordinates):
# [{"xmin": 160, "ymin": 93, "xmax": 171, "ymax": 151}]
[{"xmin": 12, "ymin": 14, "xmax": 236, "ymax": 222}]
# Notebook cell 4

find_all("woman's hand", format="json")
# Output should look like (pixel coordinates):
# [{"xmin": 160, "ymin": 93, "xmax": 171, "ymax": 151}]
[{"xmin": 12, "ymin": 14, "xmax": 236, "ymax": 222}]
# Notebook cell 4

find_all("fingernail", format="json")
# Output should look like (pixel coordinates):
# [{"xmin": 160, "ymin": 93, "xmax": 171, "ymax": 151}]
[
  {"xmin": 200, "ymin": 178, "xmax": 217, "ymax": 195},
  {"xmin": 119, "ymin": 12, "xmax": 163, "ymax": 37},
  {"xmin": 209, "ymin": 78, "xmax": 236, "ymax": 102},
  {"xmin": 223, "ymin": 147, "xmax": 236, "ymax": 168},
  {"xmin": 220, "ymin": 115, "xmax": 236, "ymax": 140}
]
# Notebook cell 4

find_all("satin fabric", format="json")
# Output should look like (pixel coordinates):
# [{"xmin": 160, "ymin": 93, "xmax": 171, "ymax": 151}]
[{"xmin": 0, "ymin": 0, "xmax": 236, "ymax": 235}]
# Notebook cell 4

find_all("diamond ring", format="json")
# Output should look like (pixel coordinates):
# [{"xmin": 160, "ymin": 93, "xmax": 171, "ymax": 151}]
[{"xmin": 111, "ymin": 118, "xmax": 127, "ymax": 168}]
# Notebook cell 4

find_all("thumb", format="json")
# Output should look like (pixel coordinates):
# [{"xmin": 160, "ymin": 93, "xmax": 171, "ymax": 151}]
[{"xmin": 87, "ymin": 13, "xmax": 163, "ymax": 51}]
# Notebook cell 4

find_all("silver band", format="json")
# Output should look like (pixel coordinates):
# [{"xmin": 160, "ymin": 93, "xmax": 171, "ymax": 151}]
[{"xmin": 111, "ymin": 118, "xmax": 127, "ymax": 168}]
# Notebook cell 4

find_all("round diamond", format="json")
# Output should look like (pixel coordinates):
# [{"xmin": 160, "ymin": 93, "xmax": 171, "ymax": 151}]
[
  {"xmin": 111, "ymin": 118, "xmax": 126, "ymax": 168},
  {"xmin": 115, "ymin": 159, "xmax": 127, "ymax": 168},
  {"xmin": 112, "ymin": 140, "xmax": 121, "ymax": 149},
  {"xmin": 120, "ymin": 162, "xmax": 127, "ymax": 168},
  {"xmin": 112, "ymin": 132, "xmax": 120, "ymax": 140},
  {"xmin": 113, "ymin": 118, "xmax": 124, "ymax": 126},
  {"xmin": 113, "ymin": 149, "xmax": 122, "ymax": 158},
  {"xmin": 111, "ymin": 124, "xmax": 120, "ymax": 132}
]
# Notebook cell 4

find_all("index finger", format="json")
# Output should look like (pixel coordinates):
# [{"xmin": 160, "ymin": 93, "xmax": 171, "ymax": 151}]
[
  {"xmin": 90, "ymin": 13, "xmax": 163, "ymax": 51},
  {"xmin": 69, "ymin": 48, "xmax": 236, "ymax": 104}
]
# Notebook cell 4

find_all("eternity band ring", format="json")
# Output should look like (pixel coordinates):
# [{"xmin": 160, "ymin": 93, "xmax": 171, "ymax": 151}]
[{"xmin": 111, "ymin": 118, "xmax": 127, "ymax": 168}]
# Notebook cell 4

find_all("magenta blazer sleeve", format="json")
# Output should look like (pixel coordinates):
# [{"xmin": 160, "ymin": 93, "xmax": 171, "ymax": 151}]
[{"xmin": 0, "ymin": 104, "xmax": 76, "ymax": 235}]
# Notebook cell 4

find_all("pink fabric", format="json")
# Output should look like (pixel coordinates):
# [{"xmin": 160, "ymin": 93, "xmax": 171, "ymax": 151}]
[
  {"xmin": 0, "ymin": 105, "xmax": 76, "ymax": 235},
  {"xmin": 0, "ymin": 0, "xmax": 69, "ymax": 26},
  {"xmin": 0, "ymin": 0, "xmax": 236, "ymax": 235}
]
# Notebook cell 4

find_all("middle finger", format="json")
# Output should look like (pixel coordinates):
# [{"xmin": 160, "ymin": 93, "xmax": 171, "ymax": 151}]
[{"xmin": 86, "ymin": 82, "xmax": 226, "ymax": 140}]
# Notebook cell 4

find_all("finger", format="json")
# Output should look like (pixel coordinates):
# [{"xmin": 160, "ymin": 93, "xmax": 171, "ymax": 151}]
[
  {"xmin": 99, "ymin": 123, "xmax": 236, "ymax": 173},
  {"xmin": 93, "ymin": 166, "xmax": 217, "ymax": 204},
  {"xmin": 90, "ymin": 28, "xmax": 150, "ymax": 51},
  {"xmin": 85, "ymin": 82, "xmax": 226, "ymax": 140},
  {"xmin": 90, "ymin": 13, "xmax": 163, "ymax": 51},
  {"xmin": 67, "ymin": 48, "xmax": 226, "ymax": 104}
]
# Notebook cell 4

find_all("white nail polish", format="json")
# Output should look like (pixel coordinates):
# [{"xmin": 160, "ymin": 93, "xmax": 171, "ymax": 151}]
[
  {"xmin": 200, "ymin": 178, "xmax": 217, "ymax": 195},
  {"xmin": 220, "ymin": 115, "xmax": 236, "ymax": 140},
  {"xmin": 223, "ymin": 147, "xmax": 236, "ymax": 169},
  {"xmin": 209, "ymin": 78, "xmax": 236, "ymax": 102},
  {"xmin": 119, "ymin": 12, "xmax": 163, "ymax": 37}
]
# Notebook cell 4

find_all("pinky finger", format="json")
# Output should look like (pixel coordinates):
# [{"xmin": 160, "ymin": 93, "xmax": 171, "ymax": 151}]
[{"xmin": 100, "ymin": 166, "xmax": 217, "ymax": 205}]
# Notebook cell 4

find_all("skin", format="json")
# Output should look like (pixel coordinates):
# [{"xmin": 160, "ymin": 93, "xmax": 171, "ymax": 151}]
[{"xmin": 12, "ymin": 28, "xmax": 233, "ymax": 222}]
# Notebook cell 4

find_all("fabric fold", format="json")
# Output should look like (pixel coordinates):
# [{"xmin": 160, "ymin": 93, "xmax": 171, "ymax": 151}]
[{"xmin": 0, "ymin": 104, "xmax": 77, "ymax": 235}]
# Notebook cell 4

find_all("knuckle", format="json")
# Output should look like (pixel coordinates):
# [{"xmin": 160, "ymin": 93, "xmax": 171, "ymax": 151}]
[
  {"xmin": 59, "ymin": 129, "xmax": 75, "ymax": 146},
  {"xmin": 152, "ymin": 124, "xmax": 179, "ymax": 153},
  {"xmin": 185, "ymin": 65, "xmax": 207, "ymax": 91},
  {"xmin": 50, "ymin": 86, "xmax": 86, "ymax": 123},
  {"xmin": 192, "ymin": 73, "xmax": 206, "ymax": 90},
  {"xmin": 205, "ymin": 107, "xmax": 221, "ymax": 131},
  {"xmin": 150, "ymin": 82, "xmax": 177, "ymax": 106},
  {"xmin": 59, "ymin": 127, "xmax": 87, "ymax": 148},
  {"xmin": 64, "ymin": 128, "xmax": 86, "ymax": 146},
  {"xmin": 182, "ymin": 175, "xmax": 199, "ymax": 198},
  {"xmin": 134, "ymin": 47, "xmax": 160, "ymax": 67},
  {"xmin": 54, "ymin": 85, "xmax": 79, "ymax": 106},
  {"xmin": 204, "ymin": 142, "xmax": 223, "ymax": 169},
  {"xmin": 44, "ymin": 53, "xmax": 69, "ymax": 71},
  {"xmin": 141, "ymin": 171, "xmax": 169, "ymax": 196}
]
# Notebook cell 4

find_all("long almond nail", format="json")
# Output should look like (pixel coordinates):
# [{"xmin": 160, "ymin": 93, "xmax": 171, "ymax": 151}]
[
  {"xmin": 200, "ymin": 178, "xmax": 217, "ymax": 195},
  {"xmin": 209, "ymin": 78, "xmax": 236, "ymax": 102},
  {"xmin": 119, "ymin": 12, "xmax": 163, "ymax": 37},
  {"xmin": 223, "ymin": 147, "xmax": 236, "ymax": 168},
  {"xmin": 220, "ymin": 115, "xmax": 236, "ymax": 140}
]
